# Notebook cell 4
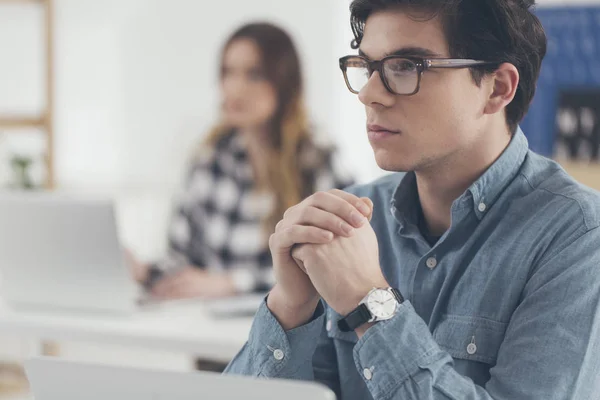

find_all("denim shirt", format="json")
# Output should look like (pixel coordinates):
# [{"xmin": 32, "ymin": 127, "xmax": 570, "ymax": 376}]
[{"xmin": 225, "ymin": 129, "xmax": 600, "ymax": 400}]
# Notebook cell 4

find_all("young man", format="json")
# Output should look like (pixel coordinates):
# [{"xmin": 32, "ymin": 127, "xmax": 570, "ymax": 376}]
[{"xmin": 225, "ymin": 1, "xmax": 600, "ymax": 398}]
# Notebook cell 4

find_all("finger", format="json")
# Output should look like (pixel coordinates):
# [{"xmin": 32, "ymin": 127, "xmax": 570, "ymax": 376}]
[
  {"xmin": 302, "ymin": 191, "xmax": 367, "ymax": 229},
  {"xmin": 291, "ymin": 245, "xmax": 308, "ymax": 273},
  {"xmin": 328, "ymin": 189, "xmax": 372, "ymax": 217},
  {"xmin": 275, "ymin": 219, "xmax": 285, "ymax": 232},
  {"xmin": 292, "ymin": 206, "xmax": 358, "ymax": 237},
  {"xmin": 269, "ymin": 225, "xmax": 333, "ymax": 252},
  {"xmin": 360, "ymin": 197, "xmax": 374, "ymax": 221},
  {"xmin": 282, "ymin": 204, "xmax": 298, "ymax": 220},
  {"xmin": 294, "ymin": 258, "xmax": 307, "ymax": 274}
]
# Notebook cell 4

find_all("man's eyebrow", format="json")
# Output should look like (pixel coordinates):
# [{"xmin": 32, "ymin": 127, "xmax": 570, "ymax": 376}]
[{"xmin": 358, "ymin": 47, "xmax": 442, "ymax": 60}]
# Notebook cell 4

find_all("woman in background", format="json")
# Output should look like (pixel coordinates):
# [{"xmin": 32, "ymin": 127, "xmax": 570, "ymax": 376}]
[{"xmin": 132, "ymin": 22, "xmax": 353, "ymax": 299}]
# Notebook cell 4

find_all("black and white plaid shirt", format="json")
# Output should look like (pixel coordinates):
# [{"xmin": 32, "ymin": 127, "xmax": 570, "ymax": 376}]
[{"xmin": 149, "ymin": 131, "xmax": 354, "ymax": 293}]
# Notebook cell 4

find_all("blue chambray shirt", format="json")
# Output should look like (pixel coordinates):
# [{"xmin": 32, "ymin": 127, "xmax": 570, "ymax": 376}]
[{"xmin": 225, "ymin": 129, "xmax": 600, "ymax": 399}]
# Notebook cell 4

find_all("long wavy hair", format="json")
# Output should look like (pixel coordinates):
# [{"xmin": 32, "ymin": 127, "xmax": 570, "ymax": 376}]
[{"xmin": 205, "ymin": 22, "xmax": 311, "ymax": 232}]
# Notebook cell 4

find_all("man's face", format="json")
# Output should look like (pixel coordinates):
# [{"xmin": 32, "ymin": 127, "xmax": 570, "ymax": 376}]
[{"xmin": 358, "ymin": 9, "xmax": 491, "ymax": 172}]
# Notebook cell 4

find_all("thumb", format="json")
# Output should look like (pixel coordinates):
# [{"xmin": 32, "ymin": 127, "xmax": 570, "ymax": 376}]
[
  {"xmin": 291, "ymin": 245, "xmax": 308, "ymax": 274},
  {"xmin": 360, "ymin": 197, "xmax": 374, "ymax": 221}
]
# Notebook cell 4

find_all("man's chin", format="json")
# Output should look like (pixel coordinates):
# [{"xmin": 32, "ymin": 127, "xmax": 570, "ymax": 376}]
[{"xmin": 373, "ymin": 153, "xmax": 414, "ymax": 173}]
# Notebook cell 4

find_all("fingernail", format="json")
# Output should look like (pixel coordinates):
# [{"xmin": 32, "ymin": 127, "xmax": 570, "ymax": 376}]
[
  {"xmin": 341, "ymin": 223, "xmax": 354, "ymax": 235},
  {"xmin": 323, "ymin": 231, "xmax": 334, "ymax": 240},
  {"xmin": 356, "ymin": 201, "xmax": 370, "ymax": 215},
  {"xmin": 350, "ymin": 211, "xmax": 365, "ymax": 226}
]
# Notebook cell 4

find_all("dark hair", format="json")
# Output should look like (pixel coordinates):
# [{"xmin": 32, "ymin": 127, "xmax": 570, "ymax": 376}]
[
  {"xmin": 208, "ymin": 22, "xmax": 313, "ymax": 232},
  {"xmin": 349, "ymin": 0, "xmax": 547, "ymax": 133},
  {"xmin": 222, "ymin": 22, "xmax": 304, "ymax": 148}
]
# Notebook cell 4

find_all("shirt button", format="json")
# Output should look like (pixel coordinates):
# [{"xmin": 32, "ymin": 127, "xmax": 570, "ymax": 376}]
[
  {"xmin": 426, "ymin": 257, "xmax": 437, "ymax": 269},
  {"xmin": 363, "ymin": 368, "xmax": 373, "ymax": 380},
  {"xmin": 478, "ymin": 202, "xmax": 487, "ymax": 212},
  {"xmin": 273, "ymin": 349, "xmax": 285, "ymax": 361},
  {"xmin": 467, "ymin": 343, "xmax": 477, "ymax": 355},
  {"xmin": 326, "ymin": 320, "xmax": 332, "ymax": 332}
]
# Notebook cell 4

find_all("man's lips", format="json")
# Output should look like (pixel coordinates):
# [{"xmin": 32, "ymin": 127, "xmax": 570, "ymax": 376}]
[
  {"xmin": 367, "ymin": 124, "xmax": 400, "ymax": 141},
  {"xmin": 367, "ymin": 124, "xmax": 400, "ymax": 134}
]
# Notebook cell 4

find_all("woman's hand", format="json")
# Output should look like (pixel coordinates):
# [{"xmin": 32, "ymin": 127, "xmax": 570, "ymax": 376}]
[{"xmin": 151, "ymin": 268, "xmax": 237, "ymax": 300}]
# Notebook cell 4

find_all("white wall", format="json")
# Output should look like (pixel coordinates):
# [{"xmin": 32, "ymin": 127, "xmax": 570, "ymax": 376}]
[{"xmin": 52, "ymin": 0, "xmax": 341, "ymax": 190}]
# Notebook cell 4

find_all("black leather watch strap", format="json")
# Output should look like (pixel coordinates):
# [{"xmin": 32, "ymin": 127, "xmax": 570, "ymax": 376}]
[
  {"xmin": 337, "ymin": 304, "xmax": 371, "ymax": 332},
  {"xmin": 391, "ymin": 288, "xmax": 404, "ymax": 304}
]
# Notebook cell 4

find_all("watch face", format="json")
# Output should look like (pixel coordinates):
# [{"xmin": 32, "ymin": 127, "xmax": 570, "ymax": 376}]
[{"xmin": 366, "ymin": 289, "xmax": 398, "ymax": 320}]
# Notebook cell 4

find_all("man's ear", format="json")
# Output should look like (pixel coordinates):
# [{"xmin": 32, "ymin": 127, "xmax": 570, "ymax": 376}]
[{"xmin": 483, "ymin": 63, "xmax": 519, "ymax": 116}]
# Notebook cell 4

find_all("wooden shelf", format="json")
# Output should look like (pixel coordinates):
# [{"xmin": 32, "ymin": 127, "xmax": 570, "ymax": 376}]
[
  {"xmin": 0, "ymin": 116, "xmax": 45, "ymax": 129},
  {"xmin": 0, "ymin": 0, "xmax": 53, "ymax": 188}
]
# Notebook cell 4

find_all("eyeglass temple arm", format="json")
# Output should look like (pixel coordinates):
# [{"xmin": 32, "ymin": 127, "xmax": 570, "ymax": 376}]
[{"xmin": 426, "ymin": 59, "xmax": 493, "ymax": 69}]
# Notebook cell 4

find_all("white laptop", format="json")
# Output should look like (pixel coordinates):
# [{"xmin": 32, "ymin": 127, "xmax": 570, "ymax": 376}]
[
  {"xmin": 25, "ymin": 357, "xmax": 336, "ymax": 400},
  {"xmin": 0, "ymin": 191, "xmax": 266, "ymax": 316},
  {"xmin": 0, "ymin": 191, "xmax": 139, "ymax": 314}
]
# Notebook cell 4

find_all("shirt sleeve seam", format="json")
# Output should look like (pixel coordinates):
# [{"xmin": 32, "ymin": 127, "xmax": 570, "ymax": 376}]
[
  {"xmin": 532, "ymin": 225, "xmax": 600, "ymax": 278},
  {"xmin": 520, "ymin": 171, "xmax": 598, "ymax": 231}
]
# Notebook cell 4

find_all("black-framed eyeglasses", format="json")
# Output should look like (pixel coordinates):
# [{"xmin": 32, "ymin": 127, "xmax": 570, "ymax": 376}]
[{"xmin": 339, "ymin": 55, "xmax": 496, "ymax": 96}]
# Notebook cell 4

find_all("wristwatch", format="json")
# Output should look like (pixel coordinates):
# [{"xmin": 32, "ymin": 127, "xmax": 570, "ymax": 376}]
[{"xmin": 338, "ymin": 287, "xmax": 404, "ymax": 332}]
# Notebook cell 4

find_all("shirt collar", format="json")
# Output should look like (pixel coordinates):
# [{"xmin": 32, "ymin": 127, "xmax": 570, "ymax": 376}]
[
  {"xmin": 390, "ymin": 171, "xmax": 419, "ymax": 227},
  {"xmin": 390, "ymin": 127, "xmax": 529, "ymax": 224},
  {"xmin": 467, "ymin": 127, "xmax": 529, "ymax": 220}
]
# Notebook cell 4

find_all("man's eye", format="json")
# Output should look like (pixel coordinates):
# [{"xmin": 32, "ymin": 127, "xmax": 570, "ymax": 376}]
[{"xmin": 388, "ymin": 60, "xmax": 416, "ymax": 73}]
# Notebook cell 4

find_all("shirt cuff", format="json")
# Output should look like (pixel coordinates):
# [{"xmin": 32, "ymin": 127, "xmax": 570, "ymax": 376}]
[
  {"xmin": 248, "ymin": 297, "xmax": 325, "ymax": 377},
  {"xmin": 353, "ymin": 301, "xmax": 446, "ymax": 399}
]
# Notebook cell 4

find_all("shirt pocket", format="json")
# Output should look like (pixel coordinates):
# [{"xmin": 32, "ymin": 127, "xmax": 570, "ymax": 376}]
[{"xmin": 433, "ymin": 314, "xmax": 508, "ymax": 365}]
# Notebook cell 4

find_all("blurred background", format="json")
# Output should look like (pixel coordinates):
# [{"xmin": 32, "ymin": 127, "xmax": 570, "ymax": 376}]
[
  {"xmin": 0, "ymin": 0, "xmax": 598, "ymax": 398},
  {"xmin": 0, "ymin": 0, "xmax": 376, "ymax": 264}
]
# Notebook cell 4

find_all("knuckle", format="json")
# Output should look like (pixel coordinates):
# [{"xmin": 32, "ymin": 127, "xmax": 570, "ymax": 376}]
[
  {"xmin": 283, "ymin": 205, "xmax": 296, "ymax": 219},
  {"xmin": 312, "ymin": 191, "xmax": 328, "ymax": 203},
  {"xmin": 275, "ymin": 220, "xmax": 284, "ymax": 232},
  {"xmin": 331, "ymin": 218, "xmax": 344, "ymax": 232},
  {"xmin": 345, "ymin": 202, "xmax": 356, "ymax": 217},
  {"xmin": 283, "ymin": 225, "xmax": 298, "ymax": 237},
  {"xmin": 268, "ymin": 233, "xmax": 278, "ymax": 248},
  {"xmin": 298, "ymin": 206, "xmax": 312, "ymax": 221}
]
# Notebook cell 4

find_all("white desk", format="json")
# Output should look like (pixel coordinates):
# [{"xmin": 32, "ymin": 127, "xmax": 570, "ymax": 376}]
[{"xmin": 0, "ymin": 298, "xmax": 255, "ymax": 362}]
